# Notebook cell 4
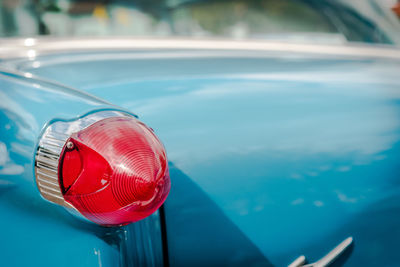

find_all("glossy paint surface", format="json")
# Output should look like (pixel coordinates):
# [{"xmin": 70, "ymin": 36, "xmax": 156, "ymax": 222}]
[
  {"xmin": 0, "ymin": 71, "xmax": 164, "ymax": 266},
  {"xmin": 4, "ymin": 45, "xmax": 400, "ymax": 266},
  {"xmin": 20, "ymin": 48, "xmax": 400, "ymax": 266}
]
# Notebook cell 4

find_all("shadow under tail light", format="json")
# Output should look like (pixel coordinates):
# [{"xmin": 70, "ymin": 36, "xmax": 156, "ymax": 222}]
[{"xmin": 34, "ymin": 110, "xmax": 170, "ymax": 226}]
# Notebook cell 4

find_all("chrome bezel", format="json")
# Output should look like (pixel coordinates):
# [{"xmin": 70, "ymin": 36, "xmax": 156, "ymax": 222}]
[{"xmin": 34, "ymin": 110, "xmax": 132, "ymax": 207}]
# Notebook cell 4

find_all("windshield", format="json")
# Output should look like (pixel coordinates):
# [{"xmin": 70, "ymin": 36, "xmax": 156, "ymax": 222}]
[{"xmin": 1, "ymin": 0, "xmax": 399, "ymax": 45}]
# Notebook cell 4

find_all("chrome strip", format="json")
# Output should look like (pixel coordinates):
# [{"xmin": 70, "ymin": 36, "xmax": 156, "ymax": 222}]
[
  {"xmin": 35, "ymin": 125, "xmax": 69, "ymax": 207},
  {"xmin": 310, "ymin": 237, "xmax": 353, "ymax": 267},
  {"xmin": 0, "ymin": 38, "xmax": 400, "ymax": 60},
  {"xmin": 37, "ymin": 177, "xmax": 59, "ymax": 187},
  {"xmin": 288, "ymin": 237, "xmax": 353, "ymax": 267},
  {"xmin": 288, "ymin": 256, "xmax": 306, "ymax": 267}
]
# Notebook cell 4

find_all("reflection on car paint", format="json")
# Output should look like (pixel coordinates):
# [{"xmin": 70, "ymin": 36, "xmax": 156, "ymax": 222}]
[
  {"xmin": 25, "ymin": 52, "xmax": 400, "ymax": 266},
  {"xmin": 0, "ymin": 72, "xmax": 163, "ymax": 267}
]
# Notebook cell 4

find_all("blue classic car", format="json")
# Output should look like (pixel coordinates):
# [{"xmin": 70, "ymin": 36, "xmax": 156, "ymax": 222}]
[{"xmin": 1, "ymin": 0, "xmax": 400, "ymax": 266}]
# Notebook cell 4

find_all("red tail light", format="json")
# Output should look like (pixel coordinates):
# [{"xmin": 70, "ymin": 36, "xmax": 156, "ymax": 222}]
[{"xmin": 35, "ymin": 111, "xmax": 170, "ymax": 226}]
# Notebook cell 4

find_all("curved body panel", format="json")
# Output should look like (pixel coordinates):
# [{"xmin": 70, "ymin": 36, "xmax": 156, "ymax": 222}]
[
  {"xmin": 7, "ymin": 43, "xmax": 399, "ymax": 266},
  {"xmin": 0, "ymin": 70, "xmax": 163, "ymax": 266}
]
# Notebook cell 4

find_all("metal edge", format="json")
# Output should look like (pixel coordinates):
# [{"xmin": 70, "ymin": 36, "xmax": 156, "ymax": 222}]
[
  {"xmin": 0, "ymin": 37, "xmax": 399, "ymax": 60},
  {"xmin": 34, "ymin": 110, "xmax": 133, "ymax": 208}
]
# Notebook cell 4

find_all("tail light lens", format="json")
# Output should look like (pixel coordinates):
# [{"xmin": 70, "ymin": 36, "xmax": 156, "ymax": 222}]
[{"xmin": 34, "ymin": 111, "xmax": 170, "ymax": 226}]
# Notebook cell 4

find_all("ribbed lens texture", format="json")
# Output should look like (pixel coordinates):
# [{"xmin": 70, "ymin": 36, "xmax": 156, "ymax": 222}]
[{"xmin": 59, "ymin": 116, "xmax": 170, "ymax": 226}]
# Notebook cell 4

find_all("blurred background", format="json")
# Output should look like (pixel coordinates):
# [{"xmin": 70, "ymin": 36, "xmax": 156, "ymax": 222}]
[{"xmin": 0, "ymin": 0, "xmax": 400, "ymax": 45}]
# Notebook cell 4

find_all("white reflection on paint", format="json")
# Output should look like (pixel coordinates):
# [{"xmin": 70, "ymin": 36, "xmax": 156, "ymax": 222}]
[
  {"xmin": 127, "ymin": 74, "xmax": 400, "ymax": 171},
  {"xmin": 313, "ymin": 200, "xmax": 324, "ymax": 207},
  {"xmin": 0, "ymin": 142, "xmax": 8, "ymax": 166},
  {"xmin": 336, "ymin": 191, "xmax": 357, "ymax": 203},
  {"xmin": 0, "ymin": 142, "xmax": 24, "ymax": 175},
  {"xmin": 94, "ymin": 248, "xmax": 102, "ymax": 267},
  {"xmin": 0, "ymin": 91, "xmax": 38, "ymax": 136},
  {"xmin": 337, "ymin": 166, "xmax": 351, "ymax": 172},
  {"xmin": 27, "ymin": 50, "xmax": 36, "ymax": 59},
  {"xmin": 291, "ymin": 198, "xmax": 304, "ymax": 205},
  {"xmin": 24, "ymin": 38, "xmax": 36, "ymax": 47},
  {"xmin": 32, "ymin": 61, "xmax": 41, "ymax": 68}
]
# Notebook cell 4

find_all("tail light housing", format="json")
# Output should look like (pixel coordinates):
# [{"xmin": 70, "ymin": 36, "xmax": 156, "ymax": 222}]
[{"xmin": 34, "ymin": 110, "xmax": 170, "ymax": 226}]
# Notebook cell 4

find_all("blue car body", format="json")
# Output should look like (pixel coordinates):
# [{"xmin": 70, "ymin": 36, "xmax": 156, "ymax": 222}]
[{"xmin": 1, "ymin": 38, "xmax": 400, "ymax": 266}]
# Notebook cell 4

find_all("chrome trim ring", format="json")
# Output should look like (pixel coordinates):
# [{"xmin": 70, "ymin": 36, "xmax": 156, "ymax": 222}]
[
  {"xmin": 34, "ymin": 110, "xmax": 131, "ymax": 207},
  {"xmin": 35, "ymin": 128, "xmax": 69, "ymax": 206}
]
